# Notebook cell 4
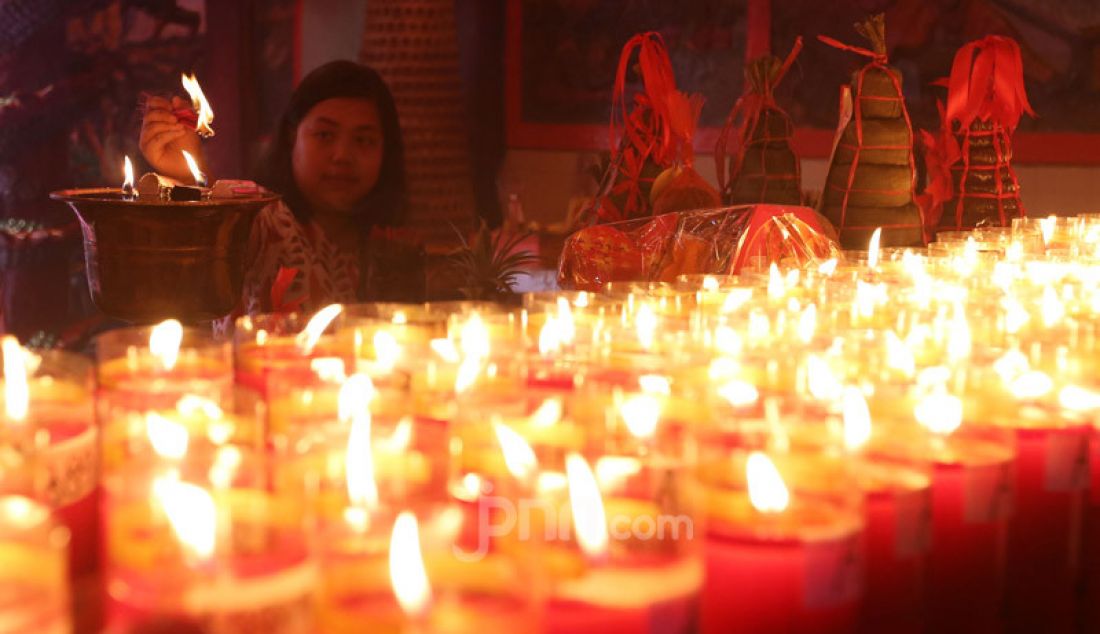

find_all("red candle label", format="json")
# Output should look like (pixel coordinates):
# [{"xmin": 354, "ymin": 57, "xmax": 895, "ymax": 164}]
[
  {"xmin": 803, "ymin": 533, "xmax": 863, "ymax": 609},
  {"xmin": 964, "ymin": 462, "xmax": 1014, "ymax": 524},
  {"xmin": 895, "ymin": 487, "xmax": 932, "ymax": 559},
  {"xmin": 1044, "ymin": 430, "xmax": 1090, "ymax": 493},
  {"xmin": 41, "ymin": 426, "xmax": 97, "ymax": 508}
]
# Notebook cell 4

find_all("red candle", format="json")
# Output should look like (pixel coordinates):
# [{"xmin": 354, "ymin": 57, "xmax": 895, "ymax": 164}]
[
  {"xmin": 0, "ymin": 495, "xmax": 73, "ymax": 633},
  {"xmin": 973, "ymin": 416, "xmax": 1090, "ymax": 633},
  {"xmin": 853, "ymin": 460, "xmax": 931, "ymax": 634},
  {"xmin": 966, "ymin": 369, "xmax": 1090, "ymax": 633},
  {"xmin": 1, "ymin": 342, "xmax": 99, "ymax": 585},
  {"xmin": 104, "ymin": 449, "xmax": 316, "ymax": 634},
  {"xmin": 1083, "ymin": 417, "xmax": 1100, "ymax": 631},
  {"xmin": 701, "ymin": 452, "xmax": 864, "ymax": 634},
  {"xmin": 545, "ymin": 559, "xmax": 700, "ymax": 634},
  {"xmin": 920, "ymin": 437, "xmax": 1014, "ymax": 634},
  {"xmin": 233, "ymin": 307, "xmax": 348, "ymax": 402}
]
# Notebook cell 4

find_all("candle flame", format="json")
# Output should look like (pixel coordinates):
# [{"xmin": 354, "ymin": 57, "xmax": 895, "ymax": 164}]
[
  {"xmin": 175, "ymin": 394, "xmax": 223, "ymax": 420},
  {"xmin": 180, "ymin": 73, "xmax": 214, "ymax": 138},
  {"xmin": 378, "ymin": 417, "xmax": 413, "ymax": 454},
  {"xmin": 714, "ymin": 325, "xmax": 743, "ymax": 356},
  {"xmin": 797, "ymin": 303, "xmax": 817, "ymax": 344},
  {"xmin": 122, "ymin": 156, "xmax": 134, "ymax": 193},
  {"xmin": 717, "ymin": 379, "xmax": 759, "ymax": 408},
  {"xmin": 767, "ymin": 262, "xmax": 784, "ymax": 300},
  {"xmin": 1039, "ymin": 215, "xmax": 1056, "ymax": 246},
  {"xmin": 526, "ymin": 400, "xmax": 560, "ymax": 430},
  {"xmin": 493, "ymin": 419, "xmax": 537, "ymax": 481},
  {"xmin": 149, "ymin": 319, "xmax": 183, "ymax": 371},
  {"xmin": 296, "ymin": 304, "xmax": 343, "ymax": 354},
  {"xmin": 885, "ymin": 331, "xmax": 916, "ymax": 378},
  {"xmin": 153, "ymin": 476, "xmax": 216, "ymax": 560},
  {"xmin": 914, "ymin": 392, "xmax": 963, "ymax": 436},
  {"xmin": 746, "ymin": 451, "xmax": 790, "ymax": 513},
  {"xmin": 702, "ymin": 276, "xmax": 720, "ymax": 291},
  {"xmin": 454, "ymin": 357, "xmax": 481, "ymax": 394},
  {"xmin": 722, "ymin": 288, "xmax": 753, "ymax": 312},
  {"xmin": 806, "ymin": 355, "xmax": 842, "ymax": 402},
  {"xmin": 595, "ymin": 456, "xmax": 642, "ymax": 490},
  {"xmin": 145, "ymin": 412, "xmax": 189, "ymax": 460},
  {"xmin": 842, "ymin": 387, "xmax": 872, "ymax": 451},
  {"xmin": 1009, "ymin": 370, "xmax": 1054, "ymax": 401},
  {"xmin": 538, "ymin": 314, "xmax": 564, "ymax": 356},
  {"xmin": 338, "ymin": 374, "xmax": 376, "ymax": 423},
  {"xmin": 310, "ymin": 357, "xmax": 347, "ymax": 383},
  {"xmin": 619, "ymin": 393, "xmax": 661, "ymax": 438},
  {"xmin": 372, "ymin": 329, "xmax": 402, "ymax": 373},
  {"xmin": 180, "ymin": 150, "xmax": 206, "ymax": 187},
  {"xmin": 459, "ymin": 313, "xmax": 491, "ymax": 360},
  {"xmin": 555, "ymin": 298, "xmax": 576, "ymax": 342},
  {"xmin": 638, "ymin": 374, "xmax": 670, "ymax": 395},
  {"xmin": 635, "ymin": 302, "xmax": 658, "ymax": 350},
  {"xmin": 566, "ymin": 453, "xmax": 608, "ymax": 558},
  {"xmin": 1, "ymin": 336, "xmax": 28, "ymax": 423},
  {"xmin": 946, "ymin": 306, "xmax": 972, "ymax": 363},
  {"xmin": 389, "ymin": 511, "xmax": 432, "ymax": 617},
  {"xmin": 1040, "ymin": 286, "xmax": 1065, "ymax": 327},
  {"xmin": 1059, "ymin": 385, "xmax": 1100, "ymax": 412},
  {"xmin": 867, "ymin": 228, "xmax": 882, "ymax": 270},
  {"xmin": 345, "ymin": 404, "xmax": 378, "ymax": 510},
  {"xmin": 430, "ymin": 338, "xmax": 460, "ymax": 364}
]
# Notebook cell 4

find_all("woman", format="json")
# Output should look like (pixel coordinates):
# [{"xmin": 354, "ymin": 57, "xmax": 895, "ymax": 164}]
[{"xmin": 140, "ymin": 60, "xmax": 407, "ymax": 316}]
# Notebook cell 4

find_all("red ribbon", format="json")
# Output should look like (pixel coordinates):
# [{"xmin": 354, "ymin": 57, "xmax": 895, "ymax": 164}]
[
  {"xmin": 716, "ymin": 37, "xmax": 803, "ymax": 195},
  {"xmin": 945, "ymin": 36, "xmax": 1034, "ymax": 135},
  {"xmin": 270, "ymin": 266, "xmax": 304, "ymax": 314},
  {"xmin": 916, "ymin": 102, "xmax": 955, "ymax": 234},
  {"xmin": 817, "ymin": 35, "xmax": 887, "ymax": 64},
  {"xmin": 610, "ymin": 32, "xmax": 678, "ymax": 166}
]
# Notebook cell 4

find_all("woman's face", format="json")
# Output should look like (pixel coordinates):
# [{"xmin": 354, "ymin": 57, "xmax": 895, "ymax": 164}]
[{"xmin": 292, "ymin": 97, "xmax": 383, "ymax": 217}]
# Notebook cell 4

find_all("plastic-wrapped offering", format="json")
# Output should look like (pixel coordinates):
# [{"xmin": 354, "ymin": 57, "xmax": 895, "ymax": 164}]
[{"xmin": 558, "ymin": 205, "xmax": 840, "ymax": 291}]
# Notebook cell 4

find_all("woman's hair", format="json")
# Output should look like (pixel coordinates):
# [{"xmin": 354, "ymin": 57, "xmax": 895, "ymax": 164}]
[{"xmin": 256, "ymin": 60, "xmax": 406, "ymax": 228}]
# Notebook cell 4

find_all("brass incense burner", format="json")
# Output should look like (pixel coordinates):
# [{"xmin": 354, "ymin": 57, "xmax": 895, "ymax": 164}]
[{"xmin": 51, "ymin": 188, "xmax": 279, "ymax": 323}]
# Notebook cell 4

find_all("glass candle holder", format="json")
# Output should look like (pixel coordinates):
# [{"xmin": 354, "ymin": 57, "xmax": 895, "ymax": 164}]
[
  {"xmin": 783, "ymin": 392, "xmax": 933, "ymax": 634},
  {"xmin": 696, "ymin": 441, "xmax": 864, "ymax": 634},
  {"xmin": 96, "ymin": 324, "xmax": 233, "ymax": 465},
  {"xmin": 0, "ymin": 345, "xmax": 97, "ymax": 582},
  {"xmin": 234, "ymin": 310, "xmax": 349, "ymax": 402},
  {"xmin": 0, "ymin": 495, "xmax": 71, "ymax": 634},
  {"xmin": 301, "ymin": 377, "xmax": 539, "ymax": 633},
  {"xmin": 868, "ymin": 385, "xmax": 1015, "ymax": 634},
  {"xmin": 103, "ymin": 447, "xmax": 315, "ymax": 633},
  {"xmin": 960, "ymin": 356, "xmax": 1089, "ymax": 633},
  {"xmin": 542, "ymin": 385, "xmax": 701, "ymax": 634}
]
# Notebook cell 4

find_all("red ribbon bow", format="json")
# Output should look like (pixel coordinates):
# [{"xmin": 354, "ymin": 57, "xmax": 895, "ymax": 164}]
[{"xmin": 945, "ymin": 36, "xmax": 1034, "ymax": 136}]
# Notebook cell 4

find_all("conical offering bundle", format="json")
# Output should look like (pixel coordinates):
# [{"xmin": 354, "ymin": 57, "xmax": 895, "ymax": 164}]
[
  {"xmin": 921, "ymin": 36, "xmax": 1034, "ymax": 233},
  {"xmin": 585, "ymin": 32, "xmax": 718, "ymax": 225},
  {"xmin": 818, "ymin": 14, "xmax": 923, "ymax": 248},
  {"xmin": 715, "ymin": 38, "xmax": 803, "ymax": 206}
]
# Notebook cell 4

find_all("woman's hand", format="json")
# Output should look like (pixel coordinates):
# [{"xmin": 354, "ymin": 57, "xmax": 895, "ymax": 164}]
[{"xmin": 139, "ymin": 95, "xmax": 205, "ymax": 183}]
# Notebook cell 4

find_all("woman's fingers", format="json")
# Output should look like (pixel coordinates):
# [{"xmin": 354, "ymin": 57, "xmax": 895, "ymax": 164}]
[
  {"xmin": 144, "ymin": 95, "xmax": 172, "ymax": 112},
  {"xmin": 143, "ymin": 110, "xmax": 179, "ymax": 125},
  {"xmin": 144, "ymin": 127, "xmax": 188, "ymax": 154},
  {"xmin": 141, "ymin": 121, "xmax": 184, "ymax": 145},
  {"xmin": 170, "ymin": 95, "xmax": 189, "ymax": 110}
]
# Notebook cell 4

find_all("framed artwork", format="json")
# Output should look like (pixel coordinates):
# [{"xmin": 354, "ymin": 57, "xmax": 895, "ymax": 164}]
[{"xmin": 507, "ymin": 0, "xmax": 1100, "ymax": 163}]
